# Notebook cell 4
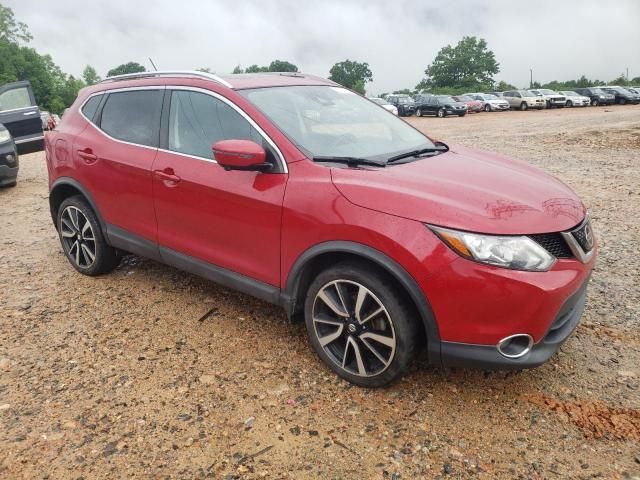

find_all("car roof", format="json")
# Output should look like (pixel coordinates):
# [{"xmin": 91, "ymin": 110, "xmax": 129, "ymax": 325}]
[{"xmin": 85, "ymin": 70, "xmax": 338, "ymax": 94}]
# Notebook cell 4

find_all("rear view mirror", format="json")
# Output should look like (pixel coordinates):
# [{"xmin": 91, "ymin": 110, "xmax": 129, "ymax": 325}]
[{"xmin": 212, "ymin": 139, "xmax": 272, "ymax": 172}]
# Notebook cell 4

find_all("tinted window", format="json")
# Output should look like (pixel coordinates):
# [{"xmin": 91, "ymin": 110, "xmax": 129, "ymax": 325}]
[
  {"xmin": 100, "ymin": 90, "xmax": 163, "ymax": 147},
  {"xmin": 168, "ymin": 90, "xmax": 263, "ymax": 159},
  {"xmin": 81, "ymin": 95, "xmax": 102, "ymax": 122},
  {"xmin": 0, "ymin": 87, "xmax": 32, "ymax": 111}
]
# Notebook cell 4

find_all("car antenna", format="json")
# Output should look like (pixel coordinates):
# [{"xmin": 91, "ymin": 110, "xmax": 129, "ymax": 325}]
[{"xmin": 148, "ymin": 57, "xmax": 158, "ymax": 71}]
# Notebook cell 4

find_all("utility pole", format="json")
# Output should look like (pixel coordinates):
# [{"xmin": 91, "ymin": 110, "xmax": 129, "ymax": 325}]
[
  {"xmin": 530, "ymin": 68, "xmax": 533, "ymax": 88},
  {"xmin": 626, "ymin": 67, "xmax": 629, "ymax": 81}
]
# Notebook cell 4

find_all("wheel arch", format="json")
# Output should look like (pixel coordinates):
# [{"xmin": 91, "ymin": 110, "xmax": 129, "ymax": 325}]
[
  {"xmin": 49, "ymin": 177, "xmax": 106, "ymax": 232},
  {"xmin": 282, "ymin": 241, "xmax": 441, "ymax": 360}
]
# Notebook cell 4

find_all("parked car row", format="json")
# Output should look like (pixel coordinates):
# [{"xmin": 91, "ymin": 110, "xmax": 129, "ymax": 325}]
[{"xmin": 371, "ymin": 85, "xmax": 640, "ymax": 117}]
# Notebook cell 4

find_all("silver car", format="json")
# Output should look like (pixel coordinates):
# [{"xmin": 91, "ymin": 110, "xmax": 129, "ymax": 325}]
[
  {"xmin": 464, "ymin": 93, "xmax": 510, "ymax": 112},
  {"xmin": 368, "ymin": 97, "xmax": 398, "ymax": 115},
  {"xmin": 559, "ymin": 91, "xmax": 590, "ymax": 107}
]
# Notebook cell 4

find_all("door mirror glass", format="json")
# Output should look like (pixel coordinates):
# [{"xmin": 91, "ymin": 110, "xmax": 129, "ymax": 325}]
[{"xmin": 213, "ymin": 139, "xmax": 271, "ymax": 172}]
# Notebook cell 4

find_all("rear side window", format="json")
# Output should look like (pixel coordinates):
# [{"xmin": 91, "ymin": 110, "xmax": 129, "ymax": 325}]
[
  {"xmin": 81, "ymin": 95, "xmax": 102, "ymax": 122},
  {"xmin": 168, "ymin": 90, "xmax": 263, "ymax": 159},
  {"xmin": 0, "ymin": 87, "xmax": 32, "ymax": 111},
  {"xmin": 100, "ymin": 90, "xmax": 163, "ymax": 147}
]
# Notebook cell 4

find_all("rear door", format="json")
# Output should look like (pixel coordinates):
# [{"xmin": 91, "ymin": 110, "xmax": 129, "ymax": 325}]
[
  {"xmin": 0, "ymin": 81, "xmax": 42, "ymax": 149},
  {"xmin": 73, "ymin": 88, "xmax": 163, "ymax": 243}
]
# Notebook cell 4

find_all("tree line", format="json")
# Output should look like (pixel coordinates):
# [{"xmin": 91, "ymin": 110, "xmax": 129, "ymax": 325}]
[{"xmin": 1, "ymin": 3, "xmax": 637, "ymax": 114}]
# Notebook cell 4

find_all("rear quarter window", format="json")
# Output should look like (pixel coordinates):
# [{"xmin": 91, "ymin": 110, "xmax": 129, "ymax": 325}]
[
  {"xmin": 81, "ymin": 95, "xmax": 103, "ymax": 122},
  {"xmin": 99, "ymin": 90, "xmax": 163, "ymax": 147}
]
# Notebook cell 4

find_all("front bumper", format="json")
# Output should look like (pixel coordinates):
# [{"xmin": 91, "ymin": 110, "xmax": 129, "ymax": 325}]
[
  {"xmin": 0, "ymin": 142, "xmax": 19, "ymax": 185},
  {"xmin": 440, "ymin": 275, "xmax": 589, "ymax": 369},
  {"xmin": 490, "ymin": 103, "xmax": 510, "ymax": 111}
]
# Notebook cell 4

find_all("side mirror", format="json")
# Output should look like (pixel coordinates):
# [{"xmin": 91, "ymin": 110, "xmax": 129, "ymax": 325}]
[{"xmin": 212, "ymin": 139, "xmax": 272, "ymax": 172}]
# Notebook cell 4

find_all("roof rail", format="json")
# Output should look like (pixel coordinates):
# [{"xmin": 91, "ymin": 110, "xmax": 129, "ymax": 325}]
[{"xmin": 100, "ymin": 70, "xmax": 233, "ymax": 88}]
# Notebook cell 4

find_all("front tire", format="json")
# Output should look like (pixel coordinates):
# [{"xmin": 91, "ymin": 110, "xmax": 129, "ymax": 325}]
[
  {"xmin": 484, "ymin": 104, "xmax": 491, "ymax": 112},
  {"xmin": 519, "ymin": 102, "xmax": 528, "ymax": 111},
  {"xmin": 304, "ymin": 262, "xmax": 419, "ymax": 387},
  {"xmin": 620, "ymin": 98, "xmax": 626, "ymax": 105},
  {"xmin": 57, "ymin": 196, "xmax": 120, "ymax": 276},
  {"xmin": 591, "ymin": 99, "xmax": 599, "ymax": 106},
  {"xmin": 416, "ymin": 108, "xmax": 422, "ymax": 117},
  {"xmin": 566, "ymin": 100, "xmax": 573, "ymax": 107},
  {"xmin": 437, "ymin": 108, "xmax": 445, "ymax": 118}
]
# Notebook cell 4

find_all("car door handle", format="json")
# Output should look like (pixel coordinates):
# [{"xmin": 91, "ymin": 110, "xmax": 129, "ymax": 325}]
[
  {"xmin": 23, "ymin": 111, "xmax": 37, "ymax": 116},
  {"xmin": 77, "ymin": 150, "xmax": 98, "ymax": 164},
  {"xmin": 154, "ymin": 169, "xmax": 181, "ymax": 185}
]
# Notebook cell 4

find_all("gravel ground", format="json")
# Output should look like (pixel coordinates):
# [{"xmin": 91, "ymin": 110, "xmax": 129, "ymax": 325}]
[{"xmin": 1, "ymin": 106, "xmax": 639, "ymax": 479}]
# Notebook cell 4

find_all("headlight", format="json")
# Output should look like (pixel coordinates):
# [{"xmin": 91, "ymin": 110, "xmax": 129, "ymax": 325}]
[
  {"xmin": 0, "ymin": 129, "xmax": 11, "ymax": 144},
  {"xmin": 429, "ymin": 225, "xmax": 555, "ymax": 272}
]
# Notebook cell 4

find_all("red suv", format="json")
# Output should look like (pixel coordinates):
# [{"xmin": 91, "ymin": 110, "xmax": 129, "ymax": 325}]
[{"xmin": 45, "ymin": 71, "xmax": 596, "ymax": 387}]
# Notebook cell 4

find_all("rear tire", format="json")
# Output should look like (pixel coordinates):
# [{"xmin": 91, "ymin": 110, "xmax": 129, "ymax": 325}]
[
  {"xmin": 591, "ymin": 99, "xmax": 599, "ymax": 106},
  {"xmin": 304, "ymin": 262, "xmax": 419, "ymax": 388},
  {"xmin": 566, "ymin": 100, "xmax": 573, "ymax": 107},
  {"xmin": 484, "ymin": 104, "xmax": 491, "ymax": 112},
  {"xmin": 416, "ymin": 108, "xmax": 422, "ymax": 117},
  {"xmin": 620, "ymin": 98, "xmax": 626, "ymax": 105},
  {"xmin": 56, "ymin": 196, "xmax": 120, "ymax": 276},
  {"xmin": 519, "ymin": 102, "xmax": 528, "ymax": 111},
  {"xmin": 437, "ymin": 108, "xmax": 445, "ymax": 118}
]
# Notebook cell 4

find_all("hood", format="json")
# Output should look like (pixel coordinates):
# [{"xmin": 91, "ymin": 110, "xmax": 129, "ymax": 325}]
[{"xmin": 331, "ymin": 144, "xmax": 585, "ymax": 235}]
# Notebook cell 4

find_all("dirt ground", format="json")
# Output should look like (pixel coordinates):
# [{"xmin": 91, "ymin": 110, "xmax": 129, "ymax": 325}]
[{"xmin": 1, "ymin": 106, "xmax": 639, "ymax": 479}]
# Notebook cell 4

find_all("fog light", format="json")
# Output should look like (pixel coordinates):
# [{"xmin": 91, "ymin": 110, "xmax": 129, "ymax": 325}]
[{"xmin": 5, "ymin": 154, "xmax": 15, "ymax": 166}]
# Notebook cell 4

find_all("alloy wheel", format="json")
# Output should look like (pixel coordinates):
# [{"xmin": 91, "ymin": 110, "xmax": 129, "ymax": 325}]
[
  {"xmin": 416, "ymin": 108, "xmax": 422, "ymax": 117},
  {"xmin": 311, "ymin": 280, "xmax": 396, "ymax": 377},
  {"xmin": 60, "ymin": 206, "xmax": 96, "ymax": 268},
  {"xmin": 437, "ymin": 108, "xmax": 444, "ymax": 118}
]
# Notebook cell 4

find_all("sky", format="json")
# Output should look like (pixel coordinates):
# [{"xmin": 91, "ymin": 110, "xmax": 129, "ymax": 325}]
[{"xmin": 6, "ymin": 0, "xmax": 640, "ymax": 94}]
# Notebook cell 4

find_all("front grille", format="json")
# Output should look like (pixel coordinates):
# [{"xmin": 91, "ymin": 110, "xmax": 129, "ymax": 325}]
[
  {"xmin": 529, "ymin": 233, "xmax": 573, "ymax": 258},
  {"xmin": 571, "ymin": 219, "xmax": 594, "ymax": 252}
]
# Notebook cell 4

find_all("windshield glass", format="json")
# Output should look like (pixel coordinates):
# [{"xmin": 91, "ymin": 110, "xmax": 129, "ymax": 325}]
[
  {"xmin": 484, "ymin": 94, "xmax": 498, "ymax": 100},
  {"xmin": 456, "ymin": 95, "xmax": 473, "ymax": 101},
  {"xmin": 523, "ymin": 90, "xmax": 537, "ymax": 97},
  {"xmin": 436, "ymin": 95, "xmax": 456, "ymax": 103},
  {"xmin": 591, "ymin": 88, "xmax": 605, "ymax": 94},
  {"xmin": 369, "ymin": 97, "xmax": 388, "ymax": 105},
  {"xmin": 240, "ymin": 86, "xmax": 433, "ymax": 160},
  {"xmin": 396, "ymin": 96, "xmax": 413, "ymax": 104},
  {"xmin": 540, "ymin": 89, "xmax": 556, "ymax": 95}
]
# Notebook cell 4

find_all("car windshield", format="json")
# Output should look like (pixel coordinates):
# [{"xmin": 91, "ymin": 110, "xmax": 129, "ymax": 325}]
[
  {"xmin": 591, "ymin": 88, "xmax": 605, "ymax": 94},
  {"xmin": 456, "ymin": 96, "xmax": 473, "ymax": 101},
  {"xmin": 484, "ymin": 94, "xmax": 498, "ymax": 100},
  {"xmin": 396, "ymin": 97, "xmax": 413, "ymax": 104},
  {"xmin": 369, "ymin": 97, "xmax": 389, "ymax": 105},
  {"xmin": 523, "ymin": 90, "xmax": 537, "ymax": 97},
  {"xmin": 540, "ymin": 89, "xmax": 556, "ymax": 95},
  {"xmin": 240, "ymin": 86, "xmax": 434, "ymax": 161},
  {"xmin": 436, "ymin": 96, "xmax": 456, "ymax": 103}
]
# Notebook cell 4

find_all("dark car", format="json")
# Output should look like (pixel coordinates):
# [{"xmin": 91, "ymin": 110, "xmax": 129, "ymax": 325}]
[
  {"xmin": 0, "ymin": 81, "xmax": 44, "ymax": 154},
  {"xmin": 0, "ymin": 123, "xmax": 19, "ymax": 187},
  {"xmin": 573, "ymin": 87, "xmax": 615, "ymax": 106},
  {"xmin": 597, "ymin": 86, "xmax": 640, "ymax": 105},
  {"xmin": 414, "ymin": 94, "xmax": 467, "ymax": 117},
  {"xmin": 385, "ymin": 94, "xmax": 416, "ymax": 116}
]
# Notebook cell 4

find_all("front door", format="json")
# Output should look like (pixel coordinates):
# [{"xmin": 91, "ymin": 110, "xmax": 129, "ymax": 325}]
[
  {"xmin": 152, "ymin": 88, "xmax": 287, "ymax": 286},
  {"xmin": 0, "ymin": 81, "xmax": 42, "ymax": 148}
]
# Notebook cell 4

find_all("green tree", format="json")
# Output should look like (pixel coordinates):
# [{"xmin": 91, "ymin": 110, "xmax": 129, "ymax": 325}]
[
  {"xmin": 244, "ymin": 64, "xmax": 269, "ymax": 73},
  {"xmin": 352, "ymin": 79, "xmax": 365, "ymax": 95},
  {"xmin": 197, "ymin": 67, "xmax": 212, "ymax": 73},
  {"xmin": 232, "ymin": 65, "xmax": 244, "ymax": 74},
  {"xmin": 417, "ymin": 36, "xmax": 499, "ymax": 91},
  {"xmin": 328, "ymin": 60, "xmax": 373, "ymax": 90},
  {"xmin": 0, "ymin": 3, "xmax": 32, "ymax": 44},
  {"xmin": 82, "ymin": 65, "xmax": 100, "ymax": 85},
  {"xmin": 106, "ymin": 62, "xmax": 145, "ymax": 77},
  {"xmin": 268, "ymin": 59, "xmax": 298, "ymax": 72},
  {"xmin": 495, "ymin": 80, "xmax": 516, "ymax": 91},
  {"xmin": 610, "ymin": 74, "xmax": 628, "ymax": 86}
]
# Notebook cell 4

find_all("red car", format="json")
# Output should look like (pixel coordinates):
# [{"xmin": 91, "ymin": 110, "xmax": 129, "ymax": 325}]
[
  {"xmin": 45, "ymin": 71, "xmax": 596, "ymax": 387},
  {"xmin": 453, "ymin": 95, "xmax": 484, "ymax": 113}
]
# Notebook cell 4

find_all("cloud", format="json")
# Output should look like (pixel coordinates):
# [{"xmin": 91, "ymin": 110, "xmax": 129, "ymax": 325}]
[{"xmin": 6, "ymin": 0, "xmax": 640, "ymax": 93}]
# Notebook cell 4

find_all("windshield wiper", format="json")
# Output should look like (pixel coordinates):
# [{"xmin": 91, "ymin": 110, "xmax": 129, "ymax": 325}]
[
  {"xmin": 313, "ymin": 156, "xmax": 386, "ymax": 167},
  {"xmin": 386, "ymin": 144, "xmax": 449, "ymax": 164}
]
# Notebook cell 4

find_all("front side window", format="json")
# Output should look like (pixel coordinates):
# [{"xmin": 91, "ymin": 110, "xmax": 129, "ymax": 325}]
[
  {"xmin": 100, "ymin": 90, "xmax": 163, "ymax": 147},
  {"xmin": 0, "ymin": 87, "xmax": 32, "ymax": 111},
  {"xmin": 168, "ymin": 90, "xmax": 263, "ymax": 159},
  {"xmin": 240, "ymin": 85, "xmax": 433, "ymax": 161}
]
